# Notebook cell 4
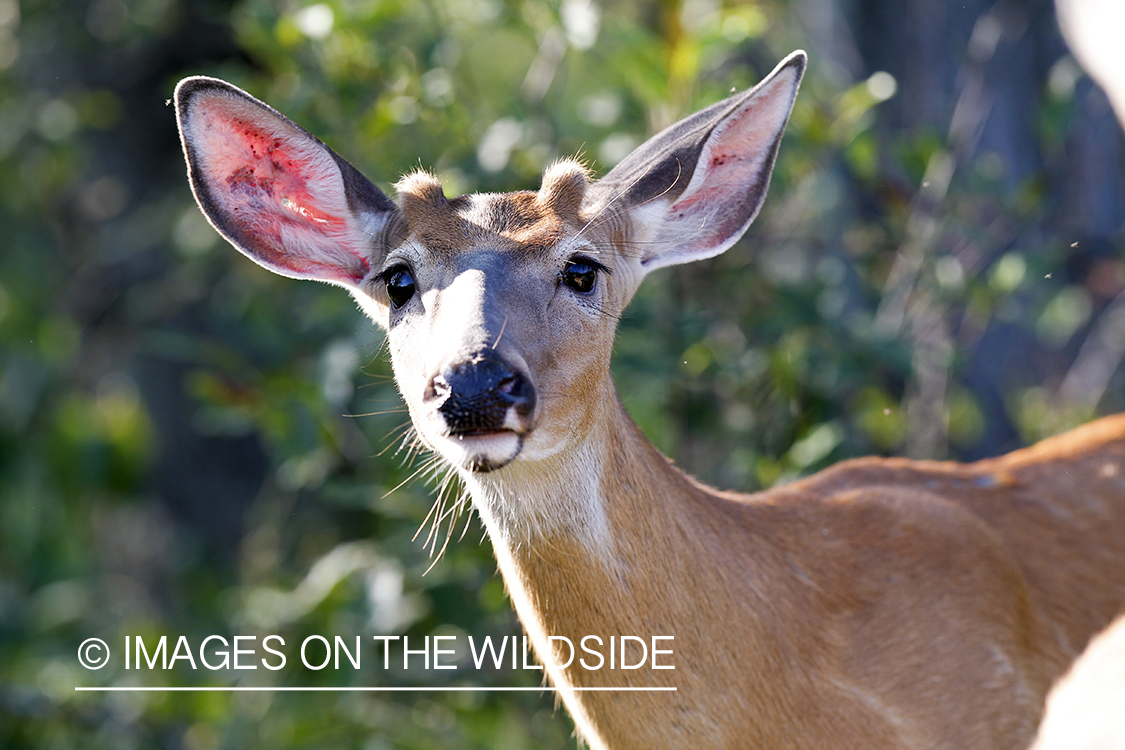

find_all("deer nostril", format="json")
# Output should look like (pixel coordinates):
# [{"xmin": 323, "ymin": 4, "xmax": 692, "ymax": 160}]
[
  {"xmin": 426, "ymin": 374, "xmax": 451, "ymax": 403},
  {"xmin": 432, "ymin": 355, "xmax": 535, "ymax": 434},
  {"xmin": 501, "ymin": 372, "xmax": 534, "ymax": 417}
]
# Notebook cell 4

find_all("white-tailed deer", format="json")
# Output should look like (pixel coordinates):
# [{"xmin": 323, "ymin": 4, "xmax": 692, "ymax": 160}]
[{"xmin": 175, "ymin": 52, "xmax": 1125, "ymax": 749}]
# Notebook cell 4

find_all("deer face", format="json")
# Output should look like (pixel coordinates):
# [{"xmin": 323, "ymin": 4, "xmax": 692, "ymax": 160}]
[{"xmin": 373, "ymin": 165, "xmax": 638, "ymax": 475}]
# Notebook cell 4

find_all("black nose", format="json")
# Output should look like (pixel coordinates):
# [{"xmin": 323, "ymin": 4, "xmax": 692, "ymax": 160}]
[{"xmin": 430, "ymin": 354, "xmax": 535, "ymax": 435}]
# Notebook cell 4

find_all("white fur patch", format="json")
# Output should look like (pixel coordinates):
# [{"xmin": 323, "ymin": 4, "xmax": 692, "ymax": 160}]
[{"xmin": 461, "ymin": 434, "xmax": 614, "ymax": 563}]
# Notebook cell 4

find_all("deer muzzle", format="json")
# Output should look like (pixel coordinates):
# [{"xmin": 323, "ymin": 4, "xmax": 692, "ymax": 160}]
[{"xmin": 426, "ymin": 351, "xmax": 536, "ymax": 472}]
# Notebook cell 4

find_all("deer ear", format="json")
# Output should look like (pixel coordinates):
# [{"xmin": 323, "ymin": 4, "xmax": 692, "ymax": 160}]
[
  {"xmin": 591, "ymin": 51, "xmax": 806, "ymax": 272},
  {"xmin": 175, "ymin": 77, "xmax": 398, "ymax": 289}
]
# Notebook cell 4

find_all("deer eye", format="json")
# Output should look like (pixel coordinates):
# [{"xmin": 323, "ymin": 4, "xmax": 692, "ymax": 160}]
[
  {"xmin": 382, "ymin": 265, "xmax": 416, "ymax": 310},
  {"xmin": 561, "ymin": 258, "xmax": 600, "ymax": 295}
]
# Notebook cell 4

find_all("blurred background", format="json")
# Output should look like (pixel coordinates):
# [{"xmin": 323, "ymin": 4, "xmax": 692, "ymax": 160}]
[{"xmin": 1, "ymin": 0, "xmax": 1122, "ymax": 747}]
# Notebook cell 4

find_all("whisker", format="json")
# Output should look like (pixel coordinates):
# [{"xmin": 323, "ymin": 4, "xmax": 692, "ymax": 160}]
[
  {"xmin": 491, "ymin": 316, "xmax": 508, "ymax": 350},
  {"xmin": 357, "ymin": 376, "xmax": 396, "ymax": 388},
  {"xmin": 343, "ymin": 406, "xmax": 408, "ymax": 418},
  {"xmin": 383, "ymin": 454, "xmax": 440, "ymax": 499},
  {"xmin": 375, "ymin": 421, "xmax": 415, "ymax": 457},
  {"xmin": 575, "ymin": 159, "xmax": 684, "ymax": 242},
  {"xmin": 419, "ymin": 465, "xmax": 469, "ymax": 572}
]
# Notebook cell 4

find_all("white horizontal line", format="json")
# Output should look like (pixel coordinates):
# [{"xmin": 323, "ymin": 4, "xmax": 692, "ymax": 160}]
[{"xmin": 74, "ymin": 686, "xmax": 677, "ymax": 692}]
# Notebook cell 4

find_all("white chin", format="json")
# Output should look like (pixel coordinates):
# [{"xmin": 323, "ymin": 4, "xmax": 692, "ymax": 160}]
[{"xmin": 437, "ymin": 432, "xmax": 524, "ymax": 473}]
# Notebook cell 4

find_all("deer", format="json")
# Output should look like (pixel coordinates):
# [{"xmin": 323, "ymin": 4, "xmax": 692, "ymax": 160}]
[{"xmin": 174, "ymin": 51, "xmax": 1125, "ymax": 749}]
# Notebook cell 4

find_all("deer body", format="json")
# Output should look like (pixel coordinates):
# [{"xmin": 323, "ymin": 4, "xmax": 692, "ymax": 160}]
[
  {"xmin": 175, "ymin": 52, "xmax": 1125, "ymax": 749},
  {"xmin": 484, "ymin": 399, "xmax": 1125, "ymax": 749}
]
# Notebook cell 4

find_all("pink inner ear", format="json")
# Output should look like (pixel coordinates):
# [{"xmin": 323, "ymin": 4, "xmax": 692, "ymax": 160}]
[
  {"xmin": 672, "ymin": 83, "xmax": 786, "ymax": 211},
  {"xmin": 657, "ymin": 76, "xmax": 796, "ymax": 259},
  {"xmin": 191, "ymin": 95, "xmax": 371, "ymax": 285}
]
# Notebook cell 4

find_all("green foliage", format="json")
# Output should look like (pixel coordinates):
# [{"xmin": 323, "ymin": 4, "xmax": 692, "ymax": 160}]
[{"xmin": 1, "ymin": 0, "xmax": 1122, "ymax": 748}]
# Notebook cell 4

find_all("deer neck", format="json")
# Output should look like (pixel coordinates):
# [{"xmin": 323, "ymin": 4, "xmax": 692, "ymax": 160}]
[
  {"xmin": 458, "ymin": 379, "xmax": 745, "ymax": 655},
  {"xmin": 461, "ymin": 381, "xmax": 692, "ymax": 567},
  {"xmin": 459, "ymin": 384, "xmax": 782, "ymax": 749}
]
